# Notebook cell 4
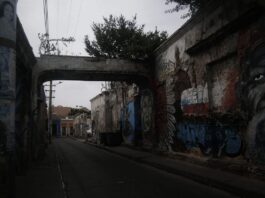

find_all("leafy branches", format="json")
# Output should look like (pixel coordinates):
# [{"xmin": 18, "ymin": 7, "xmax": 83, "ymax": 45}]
[
  {"xmin": 165, "ymin": 0, "xmax": 209, "ymax": 18},
  {"xmin": 84, "ymin": 15, "xmax": 167, "ymax": 60}
]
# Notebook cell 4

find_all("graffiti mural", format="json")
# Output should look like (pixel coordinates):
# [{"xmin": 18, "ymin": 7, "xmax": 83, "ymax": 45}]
[
  {"xmin": 155, "ymin": 84, "xmax": 168, "ymax": 150},
  {"xmin": 122, "ymin": 102, "xmax": 134, "ymax": 144},
  {"xmin": 177, "ymin": 121, "xmax": 242, "ymax": 157},
  {"xmin": 141, "ymin": 89, "xmax": 153, "ymax": 133},
  {"xmin": 122, "ymin": 98, "xmax": 141, "ymax": 145},
  {"xmin": 156, "ymin": 46, "xmax": 192, "ymax": 152},
  {"xmin": 240, "ymin": 41, "xmax": 265, "ymax": 163},
  {"xmin": 181, "ymin": 84, "xmax": 209, "ymax": 115},
  {"xmin": 156, "ymin": 77, "xmax": 177, "ymax": 151}
]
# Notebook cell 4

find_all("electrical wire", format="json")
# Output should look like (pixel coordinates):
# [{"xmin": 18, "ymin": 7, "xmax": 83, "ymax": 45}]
[
  {"xmin": 43, "ymin": 0, "xmax": 49, "ymax": 36},
  {"xmin": 66, "ymin": 0, "xmax": 73, "ymax": 36},
  {"xmin": 56, "ymin": 0, "xmax": 60, "ymax": 37},
  {"xmin": 74, "ymin": 0, "xmax": 85, "ymax": 38}
]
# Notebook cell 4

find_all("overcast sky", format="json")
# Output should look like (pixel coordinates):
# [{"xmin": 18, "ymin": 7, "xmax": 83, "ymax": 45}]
[{"xmin": 17, "ymin": 0, "xmax": 187, "ymax": 109}]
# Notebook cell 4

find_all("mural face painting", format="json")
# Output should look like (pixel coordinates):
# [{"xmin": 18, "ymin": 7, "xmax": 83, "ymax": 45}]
[
  {"xmin": 0, "ymin": 1, "xmax": 15, "ymax": 41},
  {"xmin": 241, "ymin": 42, "xmax": 265, "ymax": 163}
]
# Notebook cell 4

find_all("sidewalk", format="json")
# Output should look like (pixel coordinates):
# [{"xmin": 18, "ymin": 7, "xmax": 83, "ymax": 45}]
[
  {"xmin": 78, "ymin": 138, "xmax": 265, "ymax": 198},
  {"xmin": 15, "ymin": 144, "xmax": 64, "ymax": 198}
]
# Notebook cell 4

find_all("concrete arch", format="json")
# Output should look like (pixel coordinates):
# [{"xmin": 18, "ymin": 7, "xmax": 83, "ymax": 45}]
[{"xmin": 32, "ymin": 55, "xmax": 151, "ymax": 108}]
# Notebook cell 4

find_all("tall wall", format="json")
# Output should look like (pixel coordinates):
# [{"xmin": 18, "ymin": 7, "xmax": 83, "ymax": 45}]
[{"xmin": 153, "ymin": 0, "xmax": 265, "ymax": 164}]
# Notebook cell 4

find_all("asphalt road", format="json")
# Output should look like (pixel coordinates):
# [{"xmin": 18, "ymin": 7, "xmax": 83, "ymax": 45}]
[{"xmin": 54, "ymin": 138, "xmax": 237, "ymax": 198}]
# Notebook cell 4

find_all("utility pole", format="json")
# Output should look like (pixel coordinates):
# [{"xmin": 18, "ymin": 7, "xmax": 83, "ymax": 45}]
[
  {"xmin": 48, "ymin": 81, "xmax": 53, "ymax": 143},
  {"xmin": 44, "ymin": 81, "xmax": 62, "ymax": 143},
  {"xmin": 38, "ymin": 33, "xmax": 75, "ymax": 55}
]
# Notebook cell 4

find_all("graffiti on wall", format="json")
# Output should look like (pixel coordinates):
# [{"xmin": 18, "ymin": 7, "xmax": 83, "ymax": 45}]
[
  {"xmin": 177, "ymin": 121, "xmax": 242, "ymax": 157},
  {"xmin": 156, "ymin": 60, "xmax": 176, "ymax": 82},
  {"xmin": 122, "ymin": 102, "xmax": 134, "ymax": 144},
  {"xmin": 156, "ymin": 46, "xmax": 192, "ymax": 152},
  {"xmin": 141, "ymin": 89, "xmax": 153, "ymax": 133},
  {"xmin": 181, "ymin": 84, "xmax": 209, "ymax": 115},
  {"xmin": 240, "ymin": 41, "xmax": 265, "ymax": 162}
]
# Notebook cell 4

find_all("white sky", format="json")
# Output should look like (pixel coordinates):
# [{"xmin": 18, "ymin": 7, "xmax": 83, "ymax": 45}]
[{"xmin": 17, "ymin": 0, "xmax": 187, "ymax": 109}]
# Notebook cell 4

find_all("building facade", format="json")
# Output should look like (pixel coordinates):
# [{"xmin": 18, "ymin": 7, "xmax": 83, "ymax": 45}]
[{"xmin": 90, "ymin": 1, "xmax": 265, "ymax": 171}]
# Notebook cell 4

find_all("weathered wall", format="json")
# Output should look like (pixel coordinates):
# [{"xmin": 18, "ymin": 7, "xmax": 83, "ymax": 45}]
[
  {"xmin": 153, "ymin": 0, "xmax": 265, "ymax": 164},
  {"xmin": 90, "ymin": 92, "xmax": 109, "ymax": 134},
  {"xmin": 121, "ymin": 95, "xmax": 141, "ymax": 145}
]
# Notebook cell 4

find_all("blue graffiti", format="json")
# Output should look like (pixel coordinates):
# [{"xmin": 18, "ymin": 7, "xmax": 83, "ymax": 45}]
[
  {"xmin": 121, "ymin": 98, "xmax": 141, "ymax": 145},
  {"xmin": 177, "ymin": 122, "xmax": 242, "ymax": 157}
]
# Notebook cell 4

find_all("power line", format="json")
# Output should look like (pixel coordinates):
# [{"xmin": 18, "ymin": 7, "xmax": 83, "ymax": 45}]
[
  {"xmin": 43, "ymin": 0, "xmax": 49, "ymax": 36},
  {"xmin": 56, "ymin": 0, "xmax": 60, "ymax": 36},
  {"xmin": 74, "ymin": 0, "xmax": 85, "ymax": 38},
  {"xmin": 66, "ymin": 0, "xmax": 73, "ymax": 36}
]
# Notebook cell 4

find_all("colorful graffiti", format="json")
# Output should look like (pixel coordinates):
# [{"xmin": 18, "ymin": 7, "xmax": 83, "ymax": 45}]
[
  {"xmin": 181, "ymin": 84, "xmax": 209, "ymax": 115},
  {"xmin": 122, "ymin": 102, "xmax": 134, "ymax": 144},
  {"xmin": 177, "ymin": 121, "xmax": 242, "ymax": 157},
  {"xmin": 157, "ymin": 77, "xmax": 177, "ymax": 151},
  {"xmin": 156, "ymin": 46, "xmax": 192, "ymax": 152},
  {"xmin": 141, "ymin": 89, "xmax": 153, "ymax": 133},
  {"xmin": 122, "ymin": 98, "xmax": 141, "ymax": 145}
]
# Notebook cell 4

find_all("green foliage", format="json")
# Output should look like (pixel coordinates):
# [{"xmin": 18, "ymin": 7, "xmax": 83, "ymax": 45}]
[
  {"xmin": 84, "ymin": 15, "xmax": 168, "ymax": 60},
  {"xmin": 165, "ymin": 0, "xmax": 209, "ymax": 18},
  {"xmin": 68, "ymin": 108, "xmax": 91, "ymax": 117}
]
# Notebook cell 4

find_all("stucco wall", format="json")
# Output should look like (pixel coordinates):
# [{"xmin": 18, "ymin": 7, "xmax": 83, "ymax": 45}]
[{"xmin": 153, "ymin": 1, "xmax": 265, "ymax": 164}]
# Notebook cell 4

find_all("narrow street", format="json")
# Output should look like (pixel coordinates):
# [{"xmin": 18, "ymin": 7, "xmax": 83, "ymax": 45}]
[{"xmin": 54, "ymin": 138, "xmax": 236, "ymax": 198}]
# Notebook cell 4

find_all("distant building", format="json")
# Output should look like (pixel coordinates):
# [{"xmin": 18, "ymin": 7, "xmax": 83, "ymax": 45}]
[
  {"xmin": 51, "ymin": 105, "xmax": 73, "ymax": 137},
  {"xmin": 52, "ymin": 105, "xmax": 72, "ymax": 118},
  {"xmin": 61, "ymin": 117, "xmax": 74, "ymax": 136},
  {"xmin": 73, "ymin": 113, "xmax": 91, "ymax": 138}
]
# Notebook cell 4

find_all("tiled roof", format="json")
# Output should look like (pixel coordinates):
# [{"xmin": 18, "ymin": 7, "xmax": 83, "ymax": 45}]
[{"xmin": 52, "ymin": 106, "xmax": 71, "ymax": 118}]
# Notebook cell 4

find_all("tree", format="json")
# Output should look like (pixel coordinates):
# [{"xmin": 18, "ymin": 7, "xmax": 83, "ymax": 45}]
[
  {"xmin": 165, "ymin": 0, "xmax": 209, "ymax": 18},
  {"xmin": 68, "ymin": 108, "xmax": 91, "ymax": 117},
  {"xmin": 84, "ymin": 15, "xmax": 168, "ymax": 60}
]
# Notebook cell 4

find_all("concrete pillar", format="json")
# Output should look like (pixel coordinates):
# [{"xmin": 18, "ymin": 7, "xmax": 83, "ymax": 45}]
[
  {"xmin": 0, "ymin": 0, "xmax": 17, "ymax": 153},
  {"xmin": 0, "ymin": 0, "xmax": 17, "ymax": 197}
]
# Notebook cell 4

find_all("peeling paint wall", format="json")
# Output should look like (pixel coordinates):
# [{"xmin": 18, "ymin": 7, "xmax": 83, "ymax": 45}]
[
  {"xmin": 140, "ymin": 89, "xmax": 154, "ymax": 148},
  {"xmin": 90, "ymin": 91, "xmax": 109, "ymax": 135},
  {"xmin": 153, "ymin": 1, "xmax": 265, "ymax": 163}
]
